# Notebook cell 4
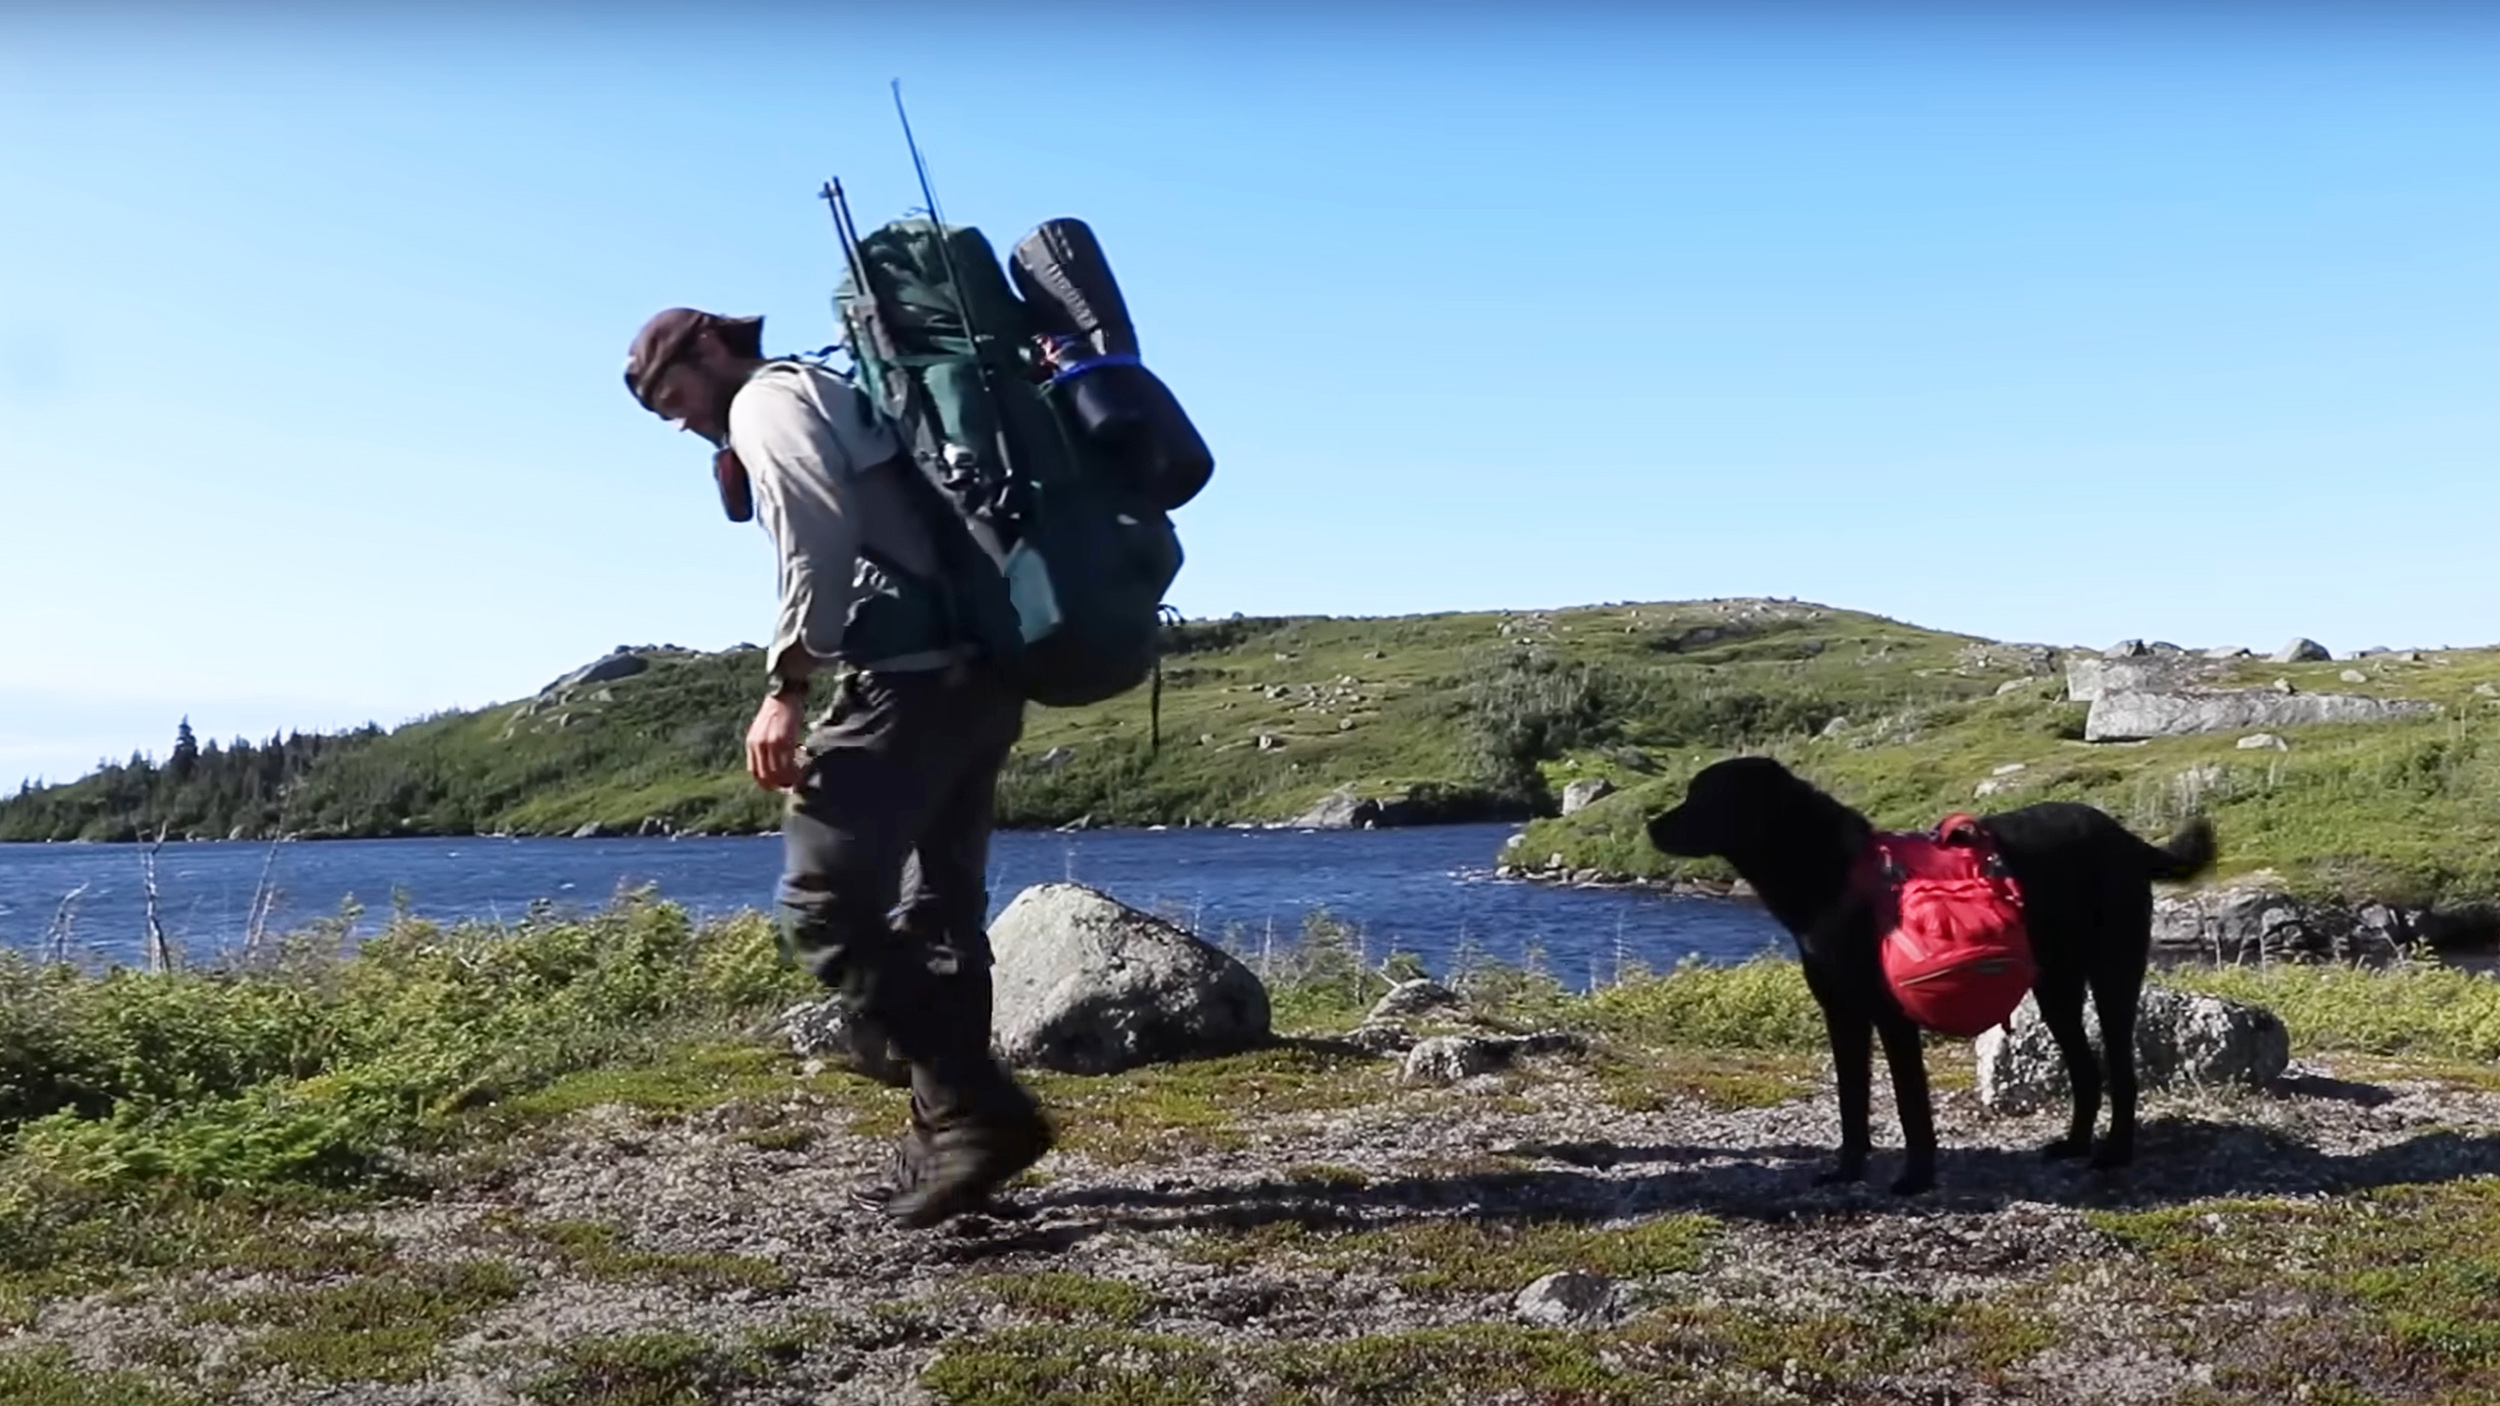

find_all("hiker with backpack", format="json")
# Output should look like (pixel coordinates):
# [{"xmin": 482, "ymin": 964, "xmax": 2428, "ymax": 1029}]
[
  {"xmin": 623, "ymin": 305, "xmax": 1052, "ymax": 1228},
  {"xmin": 619, "ymin": 132, "xmax": 1215, "ymax": 1222}
]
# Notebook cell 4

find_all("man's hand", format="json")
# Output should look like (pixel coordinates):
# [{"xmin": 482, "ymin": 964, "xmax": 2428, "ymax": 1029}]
[{"xmin": 746, "ymin": 692, "xmax": 807, "ymax": 790}]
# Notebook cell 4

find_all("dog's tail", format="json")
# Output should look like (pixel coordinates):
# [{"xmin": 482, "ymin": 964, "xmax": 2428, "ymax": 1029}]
[{"xmin": 2144, "ymin": 814, "xmax": 2218, "ymax": 882}]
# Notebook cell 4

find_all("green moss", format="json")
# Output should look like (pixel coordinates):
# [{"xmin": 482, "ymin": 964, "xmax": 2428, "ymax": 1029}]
[
  {"xmin": 523, "ymin": 1330, "xmax": 766, "ymax": 1406},
  {"xmin": 0, "ymin": 1346, "xmax": 215, "ymax": 1406},
  {"xmin": 2089, "ymin": 1179, "xmax": 2500, "ymax": 1399},
  {"xmin": 920, "ymin": 1327, "xmax": 1225, "ymax": 1406},
  {"xmin": 187, "ymin": 1257, "xmax": 524, "ymax": 1383},
  {"xmin": 504, "ymin": 1217, "xmax": 794, "ymax": 1294},
  {"xmin": 961, "ymin": 1270, "xmax": 1153, "ymax": 1326},
  {"xmin": 1028, "ymin": 1043, "xmax": 1381, "ymax": 1165}
]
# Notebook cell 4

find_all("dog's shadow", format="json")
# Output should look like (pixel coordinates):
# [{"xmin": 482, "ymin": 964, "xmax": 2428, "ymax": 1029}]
[{"xmin": 946, "ymin": 1082, "xmax": 2500, "ymax": 1259}]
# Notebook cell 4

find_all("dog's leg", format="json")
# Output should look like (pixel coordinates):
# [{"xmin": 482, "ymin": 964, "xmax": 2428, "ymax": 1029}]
[
  {"xmin": 1816, "ymin": 1002, "xmax": 1874, "ymax": 1185},
  {"xmin": 1874, "ymin": 1014, "xmax": 1936, "ymax": 1194},
  {"xmin": 2088, "ymin": 965, "xmax": 2144, "ymax": 1170},
  {"xmin": 2033, "ymin": 973, "xmax": 2102, "ymax": 1159}
]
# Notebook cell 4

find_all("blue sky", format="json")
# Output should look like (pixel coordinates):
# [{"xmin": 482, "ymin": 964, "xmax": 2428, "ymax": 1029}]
[{"xmin": 3, "ymin": 3, "xmax": 2495, "ymax": 790}]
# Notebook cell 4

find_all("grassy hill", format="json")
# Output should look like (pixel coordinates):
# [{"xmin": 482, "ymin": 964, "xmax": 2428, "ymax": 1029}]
[{"xmin": 8, "ymin": 597, "xmax": 2498, "ymax": 906}]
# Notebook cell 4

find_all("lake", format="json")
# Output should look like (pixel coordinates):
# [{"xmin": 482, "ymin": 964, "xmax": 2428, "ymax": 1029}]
[{"xmin": 0, "ymin": 824, "xmax": 1788, "ymax": 982}]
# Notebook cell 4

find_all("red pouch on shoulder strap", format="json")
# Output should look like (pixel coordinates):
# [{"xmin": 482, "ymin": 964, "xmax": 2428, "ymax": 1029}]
[{"xmin": 1872, "ymin": 814, "xmax": 2035, "ymax": 1037}]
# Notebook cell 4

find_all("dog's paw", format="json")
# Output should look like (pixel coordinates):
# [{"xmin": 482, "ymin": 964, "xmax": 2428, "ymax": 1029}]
[
  {"xmin": 2088, "ymin": 1143, "xmax": 2135, "ymax": 1172},
  {"xmin": 2040, "ymin": 1136, "xmax": 2091, "ymax": 1161},
  {"xmin": 1888, "ymin": 1169, "xmax": 1935, "ymax": 1196}
]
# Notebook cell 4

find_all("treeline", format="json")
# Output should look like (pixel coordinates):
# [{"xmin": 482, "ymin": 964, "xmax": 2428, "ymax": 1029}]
[{"xmin": 0, "ymin": 721, "xmax": 383, "ymax": 843}]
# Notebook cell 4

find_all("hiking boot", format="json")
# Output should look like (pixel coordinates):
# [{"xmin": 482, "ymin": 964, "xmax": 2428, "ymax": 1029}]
[{"xmin": 880, "ymin": 1067, "xmax": 1053, "ymax": 1230}]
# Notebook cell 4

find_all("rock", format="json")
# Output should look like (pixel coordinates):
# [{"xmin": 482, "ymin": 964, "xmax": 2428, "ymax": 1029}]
[
  {"xmin": 1995, "ymin": 676, "xmax": 2041, "ymax": 696},
  {"xmin": 1973, "ymin": 777, "xmax": 2021, "ymax": 799},
  {"xmin": 778, "ymin": 998, "xmax": 908, "ymax": 1084},
  {"xmin": 1398, "ymin": 1031, "xmax": 1585, "ymax": 1086},
  {"xmin": 1514, "ymin": 1271, "xmax": 1617, "ymax": 1327},
  {"xmin": 1369, "ymin": 979, "xmax": 1463, "ymax": 1023},
  {"xmin": 2084, "ymin": 688, "xmax": 2439, "ymax": 741},
  {"xmin": 2237, "ymin": 733, "xmax": 2289, "ymax": 751},
  {"xmin": 635, "ymin": 816, "xmax": 671, "ymax": 837},
  {"xmin": 1991, "ymin": 762, "xmax": 2028, "ymax": 776},
  {"xmin": 1401, "ymin": 1036, "xmax": 1508, "ymax": 1085},
  {"xmin": 2272, "ymin": 638, "xmax": 2332, "ymax": 664},
  {"xmin": 988, "ymin": 883, "xmax": 1272, "ymax": 1075},
  {"xmin": 2063, "ymin": 654, "xmax": 2234, "ymax": 703},
  {"xmin": 2149, "ymin": 877, "xmax": 2499, "ymax": 963},
  {"xmin": 2340, "ymin": 670, "xmax": 2369, "ymax": 684},
  {"xmin": 1291, "ymin": 786, "xmax": 1382, "ymax": 831},
  {"xmin": 2104, "ymin": 639, "xmax": 2149, "ymax": 659},
  {"xmin": 1033, "ymin": 746, "xmax": 1076, "ymax": 769},
  {"xmin": 2478, "ymin": 684, "xmax": 2500, "ymax": 699},
  {"xmin": 1340, "ymin": 1022, "xmax": 1420, "ymax": 1056},
  {"xmin": 539, "ymin": 649, "xmax": 649, "ymax": 696},
  {"xmin": 1257, "ymin": 733, "xmax": 1285, "ymax": 751},
  {"xmin": 570, "ymin": 822, "xmax": 610, "ymax": 839},
  {"xmin": 1974, "ymin": 987, "xmax": 2290, "ymax": 1113},
  {"xmin": 1559, "ymin": 778, "xmax": 1617, "ymax": 816},
  {"xmin": 2202, "ymin": 647, "xmax": 2253, "ymax": 660}
]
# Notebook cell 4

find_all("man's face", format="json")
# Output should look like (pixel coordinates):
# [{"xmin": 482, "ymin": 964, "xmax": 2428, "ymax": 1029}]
[{"xmin": 642, "ymin": 338, "xmax": 735, "ymax": 445}]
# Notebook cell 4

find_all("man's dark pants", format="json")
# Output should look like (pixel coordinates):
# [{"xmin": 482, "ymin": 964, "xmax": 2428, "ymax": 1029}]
[{"xmin": 775, "ymin": 661, "xmax": 1040, "ymax": 1214}]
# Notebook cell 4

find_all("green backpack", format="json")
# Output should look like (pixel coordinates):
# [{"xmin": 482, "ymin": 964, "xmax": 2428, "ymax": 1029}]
[{"xmin": 827, "ymin": 196, "xmax": 1186, "ymax": 709}]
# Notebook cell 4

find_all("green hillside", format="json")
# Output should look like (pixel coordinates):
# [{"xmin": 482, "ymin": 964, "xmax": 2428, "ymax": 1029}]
[{"xmin": 8, "ymin": 598, "xmax": 2498, "ymax": 906}]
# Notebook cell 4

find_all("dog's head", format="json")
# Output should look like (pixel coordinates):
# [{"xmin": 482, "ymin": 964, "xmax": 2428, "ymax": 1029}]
[{"xmin": 1645, "ymin": 755, "xmax": 1831, "ymax": 861}]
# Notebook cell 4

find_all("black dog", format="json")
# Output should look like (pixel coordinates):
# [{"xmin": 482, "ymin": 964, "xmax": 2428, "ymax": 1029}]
[{"xmin": 1646, "ymin": 756, "xmax": 2216, "ymax": 1194}]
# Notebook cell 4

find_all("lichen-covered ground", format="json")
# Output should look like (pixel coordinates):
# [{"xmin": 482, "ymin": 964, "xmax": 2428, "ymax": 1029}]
[{"xmin": 12, "ymin": 1026, "xmax": 2500, "ymax": 1406}]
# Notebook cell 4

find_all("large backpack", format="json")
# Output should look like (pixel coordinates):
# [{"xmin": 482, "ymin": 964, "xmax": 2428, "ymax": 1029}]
[
  {"xmin": 1869, "ymin": 814, "xmax": 2036, "ymax": 1037},
  {"xmin": 826, "ymin": 196, "xmax": 1203, "ymax": 708}
]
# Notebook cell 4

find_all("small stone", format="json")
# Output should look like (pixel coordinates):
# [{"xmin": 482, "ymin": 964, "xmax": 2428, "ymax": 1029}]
[
  {"xmin": 1402, "ymin": 1036, "xmax": 1506, "ymax": 1085},
  {"xmin": 1514, "ymin": 1271, "xmax": 1617, "ymax": 1327},
  {"xmin": 2340, "ymin": 670, "xmax": 2368, "ymax": 684},
  {"xmin": 2237, "ymin": 733, "xmax": 2288, "ymax": 751},
  {"xmin": 1992, "ymin": 762, "xmax": 2028, "ymax": 776},
  {"xmin": 1370, "ymin": 979, "xmax": 1464, "ymax": 1023}
]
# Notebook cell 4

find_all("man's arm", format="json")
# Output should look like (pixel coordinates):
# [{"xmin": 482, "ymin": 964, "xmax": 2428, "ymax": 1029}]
[{"xmin": 731, "ymin": 369, "xmax": 882, "ymax": 697}]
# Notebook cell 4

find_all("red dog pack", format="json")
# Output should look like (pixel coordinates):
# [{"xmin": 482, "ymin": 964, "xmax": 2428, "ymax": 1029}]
[{"xmin": 1867, "ymin": 814, "xmax": 2035, "ymax": 1037}]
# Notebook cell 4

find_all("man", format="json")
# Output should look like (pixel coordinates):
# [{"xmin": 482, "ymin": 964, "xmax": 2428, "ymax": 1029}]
[{"xmin": 622, "ymin": 306, "xmax": 1050, "ymax": 1228}]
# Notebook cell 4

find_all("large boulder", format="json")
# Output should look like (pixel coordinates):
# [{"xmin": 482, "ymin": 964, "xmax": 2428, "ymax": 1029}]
[
  {"xmin": 1559, "ymin": 778, "xmax": 1617, "ymax": 816},
  {"xmin": 2272, "ymin": 638, "xmax": 2332, "ymax": 664},
  {"xmin": 539, "ymin": 648, "xmax": 649, "ymax": 696},
  {"xmin": 2085, "ymin": 687, "xmax": 2438, "ymax": 741},
  {"xmin": 988, "ymin": 883, "xmax": 1272, "ymax": 1074},
  {"xmin": 1290, "ymin": 786, "xmax": 1382, "ymax": 830},
  {"xmin": 1974, "ymin": 987, "xmax": 2290, "ymax": 1112}
]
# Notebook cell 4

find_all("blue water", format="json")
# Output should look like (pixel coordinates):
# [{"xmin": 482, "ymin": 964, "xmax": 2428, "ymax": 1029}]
[{"xmin": 0, "ymin": 825, "xmax": 1787, "ymax": 982}]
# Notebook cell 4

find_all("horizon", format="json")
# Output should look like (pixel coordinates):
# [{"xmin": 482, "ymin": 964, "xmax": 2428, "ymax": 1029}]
[{"xmin": 6, "ymin": 4, "xmax": 2496, "ymax": 788}]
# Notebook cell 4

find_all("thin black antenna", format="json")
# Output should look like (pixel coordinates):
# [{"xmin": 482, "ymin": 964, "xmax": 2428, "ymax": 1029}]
[{"xmin": 890, "ymin": 78, "xmax": 1020, "ymax": 491}]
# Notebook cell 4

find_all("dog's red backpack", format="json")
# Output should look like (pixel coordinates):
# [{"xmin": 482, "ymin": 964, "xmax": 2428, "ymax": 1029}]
[{"xmin": 1870, "ymin": 813, "xmax": 2035, "ymax": 1037}]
